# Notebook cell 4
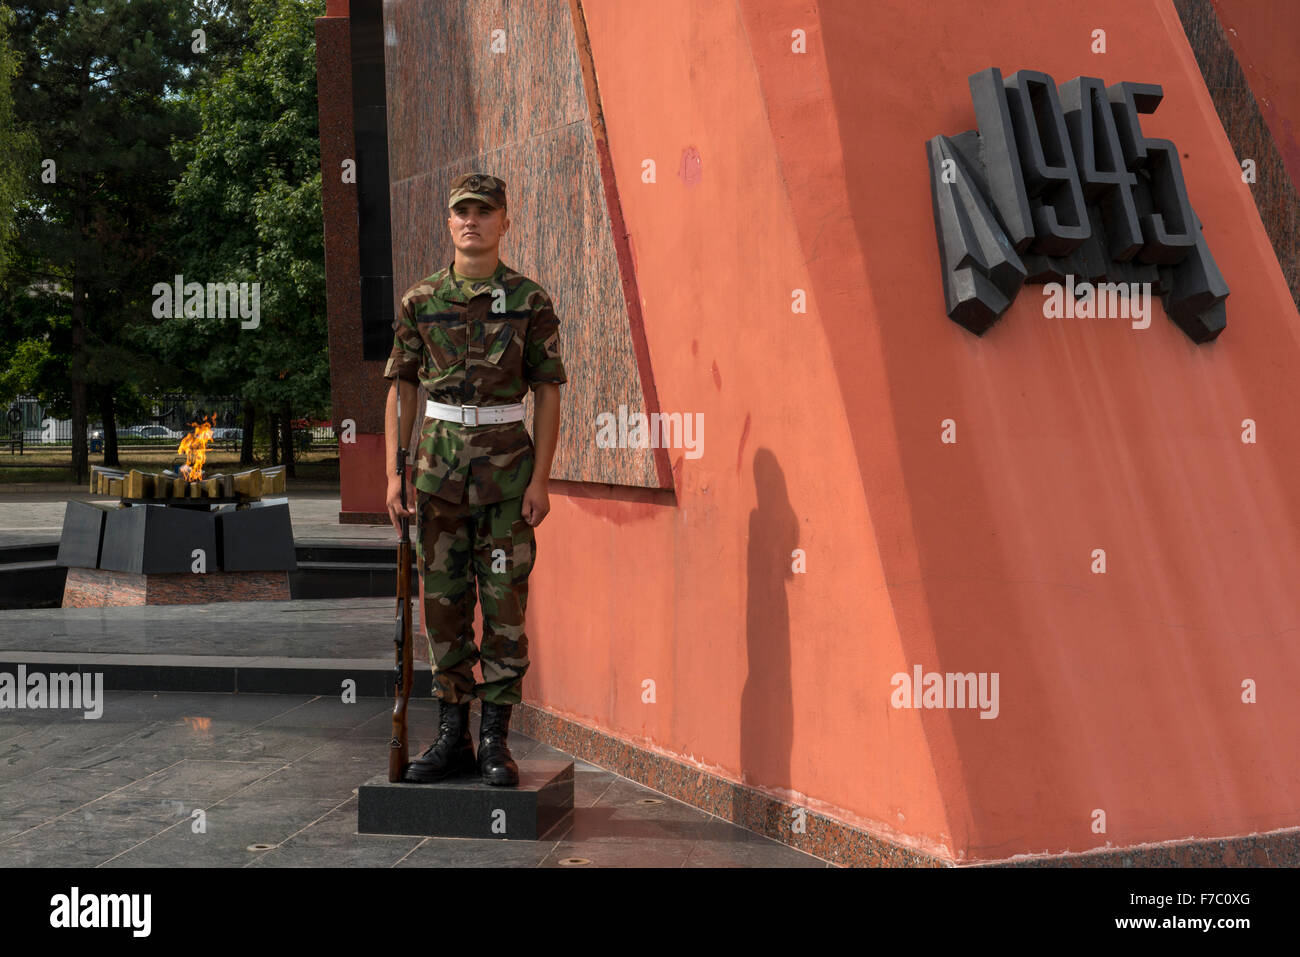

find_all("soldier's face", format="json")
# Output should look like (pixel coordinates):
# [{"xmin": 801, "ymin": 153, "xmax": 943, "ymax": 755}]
[{"xmin": 449, "ymin": 200, "xmax": 508, "ymax": 253}]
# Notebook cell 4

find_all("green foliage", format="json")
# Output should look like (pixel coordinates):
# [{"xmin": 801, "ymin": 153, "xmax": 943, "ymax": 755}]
[
  {"xmin": 130, "ymin": 0, "xmax": 329, "ymax": 417},
  {"xmin": 0, "ymin": 3, "xmax": 39, "ymax": 282},
  {"xmin": 0, "ymin": 0, "xmax": 331, "ymax": 481},
  {"xmin": 0, "ymin": 332, "xmax": 62, "ymax": 411}
]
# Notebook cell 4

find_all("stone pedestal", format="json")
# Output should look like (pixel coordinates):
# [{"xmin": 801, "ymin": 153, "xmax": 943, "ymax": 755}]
[
  {"xmin": 357, "ymin": 758, "xmax": 574, "ymax": 840},
  {"xmin": 56, "ymin": 500, "xmax": 297, "ymax": 607}
]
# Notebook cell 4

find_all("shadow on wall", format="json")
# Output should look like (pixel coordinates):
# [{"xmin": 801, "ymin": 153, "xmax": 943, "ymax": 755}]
[{"xmin": 739, "ymin": 447, "xmax": 797, "ymax": 824}]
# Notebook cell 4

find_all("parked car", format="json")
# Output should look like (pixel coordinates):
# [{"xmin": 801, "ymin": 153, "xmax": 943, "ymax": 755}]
[{"xmin": 120, "ymin": 425, "xmax": 184, "ymax": 440}]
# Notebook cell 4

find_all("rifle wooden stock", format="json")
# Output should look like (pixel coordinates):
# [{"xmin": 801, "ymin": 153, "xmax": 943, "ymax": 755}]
[{"xmin": 389, "ymin": 443, "xmax": 415, "ymax": 782}]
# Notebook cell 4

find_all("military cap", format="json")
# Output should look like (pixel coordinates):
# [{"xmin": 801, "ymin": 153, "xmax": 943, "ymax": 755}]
[{"xmin": 448, "ymin": 172, "xmax": 507, "ymax": 210}]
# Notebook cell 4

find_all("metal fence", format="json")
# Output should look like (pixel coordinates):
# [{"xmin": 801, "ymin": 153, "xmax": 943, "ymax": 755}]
[{"xmin": 1, "ymin": 395, "xmax": 338, "ymax": 453}]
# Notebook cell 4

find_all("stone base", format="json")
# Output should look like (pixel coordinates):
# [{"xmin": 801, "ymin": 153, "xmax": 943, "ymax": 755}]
[
  {"xmin": 357, "ymin": 758, "xmax": 574, "ymax": 840},
  {"xmin": 62, "ymin": 566, "xmax": 291, "ymax": 607}
]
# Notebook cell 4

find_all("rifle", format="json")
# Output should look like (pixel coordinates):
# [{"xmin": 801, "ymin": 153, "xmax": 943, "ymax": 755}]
[{"xmin": 389, "ymin": 382, "xmax": 415, "ymax": 782}]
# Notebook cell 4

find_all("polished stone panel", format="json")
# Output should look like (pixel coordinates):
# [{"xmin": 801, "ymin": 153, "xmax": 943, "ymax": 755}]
[
  {"xmin": 54, "ymin": 500, "xmax": 108, "ymax": 569},
  {"xmin": 98, "ymin": 504, "xmax": 218, "ymax": 576},
  {"xmin": 217, "ymin": 503, "xmax": 298, "ymax": 572},
  {"xmin": 380, "ymin": 0, "xmax": 664, "ymax": 490}
]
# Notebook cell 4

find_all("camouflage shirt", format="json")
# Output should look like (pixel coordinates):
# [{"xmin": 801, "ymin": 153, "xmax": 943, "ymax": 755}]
[{"xmin": 383, "ymin": 259, "xmax": 568, "ymax": 505}]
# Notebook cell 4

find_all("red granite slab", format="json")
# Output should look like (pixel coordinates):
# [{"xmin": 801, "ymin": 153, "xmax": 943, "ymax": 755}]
[
  {"xmin": 319, "ymin": 0, "xmax": 669, "ymax": 491},
  {"xmin": 62, "ymin": 567, "xmax": 290, "ymax": 607}
]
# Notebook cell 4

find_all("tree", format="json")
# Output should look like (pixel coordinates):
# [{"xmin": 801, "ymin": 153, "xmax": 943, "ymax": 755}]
[
  {"xmin": 3, "ymin": 0, "xmax": 214, "ymax": 481},
  {"xmin": 130, "ymin": 0, "xmax": 328, "ymax": 477},
  {"xmin": 2, "ymin": 0, "xmax": 328, "ymax": 479},
  {"xmin": 0, "ymin": 3, "xmax": 38, "ymax": 282}
]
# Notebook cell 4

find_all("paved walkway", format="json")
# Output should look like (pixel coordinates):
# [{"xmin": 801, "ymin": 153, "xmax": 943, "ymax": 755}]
[
  {"xmin": 0, "ymin": 597, "xmax": 388, "ymax": 658},
  {"xmin": 0, "ymin": 691, "xmax": 827, "ymax": 867},
  {"xmin": 0, "ymin": 488, "xmax": 829, "ymax": 867}
]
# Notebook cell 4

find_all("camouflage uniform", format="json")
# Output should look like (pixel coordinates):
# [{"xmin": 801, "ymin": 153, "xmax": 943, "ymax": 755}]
[{"xmin": 383, "ymin": 172, "xmax": 567, "ymax": 707}]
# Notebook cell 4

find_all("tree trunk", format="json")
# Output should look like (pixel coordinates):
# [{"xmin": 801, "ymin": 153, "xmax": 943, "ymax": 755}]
[
  {"xmin": 281, "ymin": 402, "xmax": 296, "ymax": 479},
  {"xmin": 69, "ymin": 99, "xmax": 90, "ymax": 486},
  {"xmin": 240, "ymin": 400, "xmax": 255, "ymax": 466},
  {"xmin": 268, "ymin": 410, "xmax": 279, "ymax": 465},
  {"xmin": 100, "ymin": 386, "xmax": 119, "ymax": 468},
  {"xmin": 70, "ymin": 269, "xmax": 88, "ymax": 485}
]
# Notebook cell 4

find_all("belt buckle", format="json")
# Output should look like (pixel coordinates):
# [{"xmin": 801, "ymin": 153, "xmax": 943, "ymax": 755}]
[{"xmin": 462, "ymin": 405, "xmax": 478, "ymax": 427}]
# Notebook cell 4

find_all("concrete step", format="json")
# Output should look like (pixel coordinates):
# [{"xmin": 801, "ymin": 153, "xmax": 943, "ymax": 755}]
[
  {"xmin": 0, "ymin": 560, "xmax": 67, "ymax": 609},
  {"xmin": 0, "ymin": 649, "xmax": 432, "ymax": 696},
  {"xmin": 289, "ymin": 562, "xmax": 419, "ymax": 600},
  {"xmin": 0, "ymin": 542, "xmax": 59, "ymax": 564},
  {"xmin": 0, "ymin": 549, "xmax": 417, "ymax": 608}
]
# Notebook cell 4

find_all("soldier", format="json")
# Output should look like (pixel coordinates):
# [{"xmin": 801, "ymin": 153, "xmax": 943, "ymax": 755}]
[{"xmin": 383, "ymin": 172, "xmax": 567, "ymax": 787}]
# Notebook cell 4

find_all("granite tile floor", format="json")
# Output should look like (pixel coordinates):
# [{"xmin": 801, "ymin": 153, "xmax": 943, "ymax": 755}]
[{"xmin": 0, "ymin": 691, "xmax": 829, "ymax": 867}]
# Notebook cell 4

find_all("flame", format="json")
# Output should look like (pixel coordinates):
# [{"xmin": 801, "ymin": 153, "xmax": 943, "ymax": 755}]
[
  {"xmin": 177, "ymin": 415, "xmax": 216, "ymax": 482},
  {"xmin": 181, "ymin": 716, "xmax": 211, "ymax": 732}
]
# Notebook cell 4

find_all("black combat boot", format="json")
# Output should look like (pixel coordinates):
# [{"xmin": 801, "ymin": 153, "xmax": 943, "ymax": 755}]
[
  {"xmin": 477, "ymin": 700, "xmax": 520, "ymax": 786},
  {"xmin": 403, "ymin": 696, "xmax": 475, "ymax": 783}
]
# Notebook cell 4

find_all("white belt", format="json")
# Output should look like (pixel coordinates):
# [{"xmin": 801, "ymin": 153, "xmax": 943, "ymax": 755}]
[{"xmin": 426, "ymin": 398, "xmax": 525, "ymax": 426}]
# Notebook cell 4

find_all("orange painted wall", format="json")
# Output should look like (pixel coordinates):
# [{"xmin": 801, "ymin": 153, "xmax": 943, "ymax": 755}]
[{"xmin": 519, "ymin": 0, "xmax": 1300, "ymax": 861}]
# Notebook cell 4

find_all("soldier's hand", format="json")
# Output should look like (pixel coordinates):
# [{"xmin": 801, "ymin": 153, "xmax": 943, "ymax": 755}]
[
  {"xmin": 386, "ymin": 476, "xmax": 416, "ymax": 535},
  {"xmin": 521, "ymin": 480, "xmax": 550, "ymax": 527}
]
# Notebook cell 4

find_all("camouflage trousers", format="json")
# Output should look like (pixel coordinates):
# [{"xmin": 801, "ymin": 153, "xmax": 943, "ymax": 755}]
[{"xmin": 414, "ymin": 490, "xmax": 535, "ymax": 706}]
